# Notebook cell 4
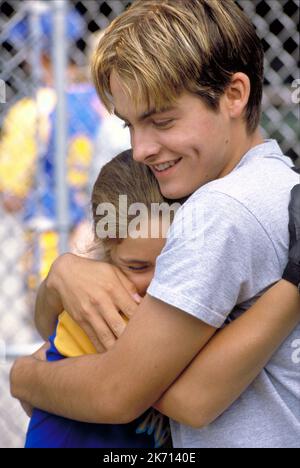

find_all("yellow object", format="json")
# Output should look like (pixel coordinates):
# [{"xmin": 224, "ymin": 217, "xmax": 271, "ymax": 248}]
[
  {"xmin": 55, "ymin": 311, "xmax": 97, "ymax": 357},
  {"xmin": 0, "ymin": 88, "xmax": 56, "ymax": 198},
  {"xmin": 0, "ymin": 88, "xmax": 92, "ymax": 199},
  {"xmin": 55, "ymin": 310, "xmax": 129, "ymax": 358},
  {"xmin": 40, "ymin": 231, "xmax": 59, "ymax": 281},
  {"xmin": 67, "ymin": 135, "xmax": 93, "ymax": 188}
]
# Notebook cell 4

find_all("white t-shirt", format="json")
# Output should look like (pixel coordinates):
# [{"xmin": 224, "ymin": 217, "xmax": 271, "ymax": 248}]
[{"xmin": 148, "ymin": 140, "xmax": 300, "ymax": 448}]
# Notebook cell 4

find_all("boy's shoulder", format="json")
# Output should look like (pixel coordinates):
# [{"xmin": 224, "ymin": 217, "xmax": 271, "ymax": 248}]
[
  {"xmin": 187, "ymin": 140, "xmax": 297, "ymax": 217},
  {"xmin": 173, "ymin": 141, "xmax": 298, "ymax": 266}
]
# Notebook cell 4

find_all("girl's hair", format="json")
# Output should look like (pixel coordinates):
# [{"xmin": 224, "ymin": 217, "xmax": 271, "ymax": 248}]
[
  {"xmin": 90, "ymin": 149, "xmax": 176, "ymax": 257},
  {"xmin": 92, "ymin": 0, "xmax": 264, "ymax": 135}
]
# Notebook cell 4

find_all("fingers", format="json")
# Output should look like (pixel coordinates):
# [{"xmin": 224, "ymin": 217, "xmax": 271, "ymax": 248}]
[
  {"xmin": 114, "ymin": 267, "xmax": 138, "ymax": 296},
  {"xmin": 79, "ymin": 292, "xmax": 131, "ymax": 350},
  {"xmin": 79, "ymin": 321, "xmax": 107, "ymax": 353},
  {"xmin": 79, "ymin": 312, "xmax": 117, "ymax": 351},
  {"xmin": 113, "ymin": 268, "xmax": 142, "ymax": 318},
  {"xmin": 92, "ymin": 296, "xmax": 129, "ymax": 339},
  {"xmin": 101, "ymin": 304, "xmax": 128, "ymax": 338},
  {"xmin": 113, "ymin": 285, "xmax": 140, "ymax": 320},
  {"xmin": 80, "ymin": 269, "xmax": 138, "ymax": 348},
  {"xmin": 48, "ymin": 258, "xmax": 142, "ymax": 351}
]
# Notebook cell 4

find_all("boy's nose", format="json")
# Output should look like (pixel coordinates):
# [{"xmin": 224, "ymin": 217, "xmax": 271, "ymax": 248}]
[{"xmin": 132, "ymin": 131, "xmax": 160, "ymax": 164}]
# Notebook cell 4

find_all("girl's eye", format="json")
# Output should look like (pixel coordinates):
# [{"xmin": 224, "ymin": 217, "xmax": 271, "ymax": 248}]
[{"xmin": 128, "ymin": 265, "xmax": 148, "ymax": 271}]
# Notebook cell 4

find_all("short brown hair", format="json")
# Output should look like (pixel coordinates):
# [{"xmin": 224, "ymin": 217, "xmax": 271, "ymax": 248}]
[
  {"xmin": 91, "ymin": 150, "xmax": 170, "ymax": 254},
  {"xmin": 92, "ymin": 0, "xmax": 264, "ymax": 134}
]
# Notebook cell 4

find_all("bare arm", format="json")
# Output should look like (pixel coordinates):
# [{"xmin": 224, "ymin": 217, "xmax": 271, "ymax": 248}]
[
  {"xmin": 15, "ymin": 279, "xmax": 299, "ymax": 427},
  {"xmin": 155, "ymin": 280, "xmax": 300, "ymax": 427},
  {"xmin": 156, "ymin": 182, "xmax": 300, "ymax": 426},
  {"xmin": 34, "ymin": 278, "xmax": 63, "ymax": 341},
  {"xmin": 29, "ymin": 185, "xmax": 300, "ymax": 426},
  {"xmin": 10, "ymin": 295, "xmax": 216, "ymax": 423}
]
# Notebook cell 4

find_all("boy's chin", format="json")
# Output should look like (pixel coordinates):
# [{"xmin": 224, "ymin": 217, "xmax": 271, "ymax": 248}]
[{"xmin": 160, "ymin": 183, "xmax": 193, "ymax": 201}]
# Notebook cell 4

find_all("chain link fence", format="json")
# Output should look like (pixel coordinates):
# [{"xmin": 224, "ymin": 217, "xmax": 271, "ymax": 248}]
[{"xmin": 0, "ymin": 0, "xmax": 299, "ymax": 448}]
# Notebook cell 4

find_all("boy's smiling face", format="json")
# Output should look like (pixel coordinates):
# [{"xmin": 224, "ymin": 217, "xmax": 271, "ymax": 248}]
[{"xmin": 110, "ymin": 71, "xmax": 238, "ymax": 199}]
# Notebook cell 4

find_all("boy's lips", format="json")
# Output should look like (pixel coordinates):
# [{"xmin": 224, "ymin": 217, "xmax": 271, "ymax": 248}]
[{"xmin": 150, "ymin": 158, "xmax": 182, "ymax": 177}]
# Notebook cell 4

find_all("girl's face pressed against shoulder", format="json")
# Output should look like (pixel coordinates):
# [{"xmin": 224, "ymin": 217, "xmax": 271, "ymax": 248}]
[{"xmin": 110, "ymin": 235, "xmax": 166, "ymax": 297}]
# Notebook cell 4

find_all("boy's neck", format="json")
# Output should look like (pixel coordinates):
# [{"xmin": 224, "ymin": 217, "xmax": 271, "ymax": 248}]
[{"xmin": 219, "ymin": 127, "xmax": 264, "ymax": 180}]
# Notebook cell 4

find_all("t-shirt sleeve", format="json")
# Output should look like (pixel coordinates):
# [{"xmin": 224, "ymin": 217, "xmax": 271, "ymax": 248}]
[{"xmin": 147, "ymin": 190, "xmax": 282, "ymax": 328}]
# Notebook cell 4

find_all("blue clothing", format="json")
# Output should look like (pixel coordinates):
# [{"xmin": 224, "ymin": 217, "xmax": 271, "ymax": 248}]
[
  {"xmin": 6, "ymin": 10, "xmax": 84, "ymax": 53},
  {"xmin": 24, "ymin": 84, "xmax": 101, "ymax": 227},
  {"xmin": 25, "ymin": 331, "xmax": 172, "ymax": 448}
]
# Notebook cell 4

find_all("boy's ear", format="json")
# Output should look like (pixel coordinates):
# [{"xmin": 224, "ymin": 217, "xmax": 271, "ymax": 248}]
[{"xmin": 224, "ymin": 72, "xmax": 251, "ymax": 119}]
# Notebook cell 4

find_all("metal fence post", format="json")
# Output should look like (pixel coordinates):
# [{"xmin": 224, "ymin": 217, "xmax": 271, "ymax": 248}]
[{"xmin": 52, "ymin": 0, "xmax": 70, "ymax": 254}]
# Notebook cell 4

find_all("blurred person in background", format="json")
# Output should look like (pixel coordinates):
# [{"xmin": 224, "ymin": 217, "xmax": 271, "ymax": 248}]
[
  {"xmin": 0, "ymin": 2, "xmax": 103, "ymax": 299},
  {"xmin": 70, "ymin": 30, "xmax": 132, "ymax": 256},
  {"xmin": 88, "ymin": 31, "xmax": 131, "ymax": 190}
]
